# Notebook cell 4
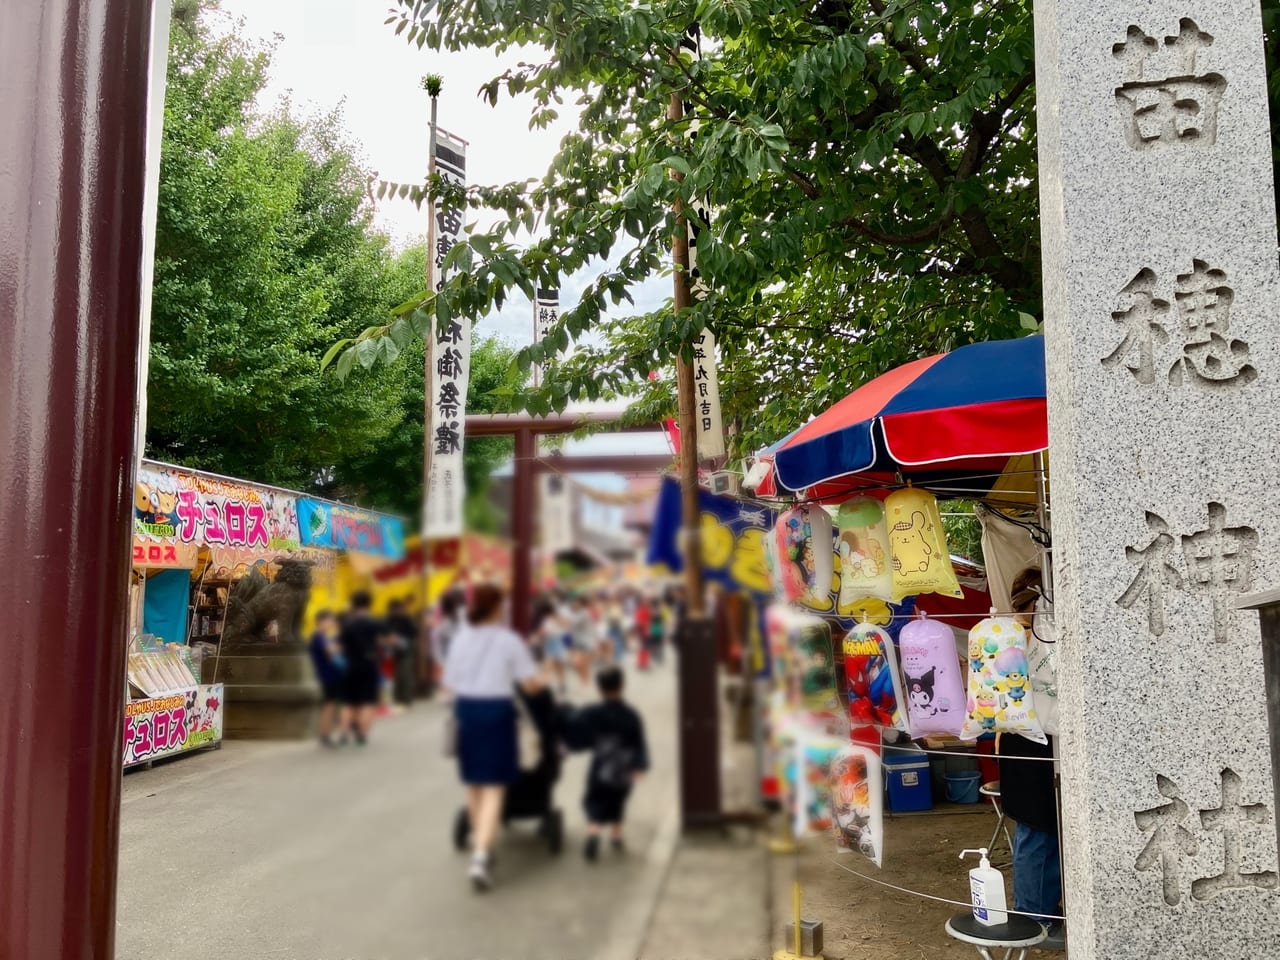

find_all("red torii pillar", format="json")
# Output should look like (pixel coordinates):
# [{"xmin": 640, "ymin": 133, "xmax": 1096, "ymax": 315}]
[
  {"xmin": 465, "ymin": 411, "xmax": 662, "ymax": 637},
  {"xmin": 0, "ymin": 3, "xmax": 154, "ymax": 958}
]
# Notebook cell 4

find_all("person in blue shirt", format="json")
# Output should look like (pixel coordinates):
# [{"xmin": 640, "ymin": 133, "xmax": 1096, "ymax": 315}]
[{"xmin": 308, "ymin": 610, "xmax": 346, "ymax": 746}]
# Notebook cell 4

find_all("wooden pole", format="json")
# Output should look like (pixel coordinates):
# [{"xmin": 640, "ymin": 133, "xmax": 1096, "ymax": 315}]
[
  {"xmin": 667, "ymin": 91, "xmax": 705, "ymax": 619},
  {"xmin": 512, "ymin": 428, "xmax": 536, "ymax": 637},
  {"xmin": 669, "ymin": 85, "xmax": 720, "ymax": 828},
  {"xmin": 420, "ymin": 87, "xmax": 439, "ymax": 634}
]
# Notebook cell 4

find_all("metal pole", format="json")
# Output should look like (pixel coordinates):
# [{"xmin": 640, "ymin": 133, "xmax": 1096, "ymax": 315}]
[
  {"xmin": 668, "ymin": 87, "xmax": 720, "ymax": 828},
  {"xmin": 0, "ymin": 2, "xmax": 154, "ymax": 956}
]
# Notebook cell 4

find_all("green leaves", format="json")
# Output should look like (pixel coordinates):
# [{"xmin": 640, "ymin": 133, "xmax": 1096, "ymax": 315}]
[{"xmin": 353, "ymin": 0, "xmax": 1052, "ymax": 460}]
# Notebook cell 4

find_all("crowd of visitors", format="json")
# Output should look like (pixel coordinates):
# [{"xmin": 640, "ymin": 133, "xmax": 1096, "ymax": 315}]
[{"xmin": 306, "ymin": 580, "xmax": 677, "ymax": 891}]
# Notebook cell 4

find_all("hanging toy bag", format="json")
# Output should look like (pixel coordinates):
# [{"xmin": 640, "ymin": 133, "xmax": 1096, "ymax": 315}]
[
  {"xmin": 830, "ymin": 743, "xmax": 884, "ymax": 867},
  {"xmin": 884, "ymin": 487, "xmax": 964, "ymax": 603},
  {"xmin": 959, "ymin": 615, "xmax": 1047, "ymax": 743},
  {"xmin": 837, "ymin": 496, "xmax": 894, "ymax": 606},
  {"xmin": 898, "ymin": 612, "xmax": 967, "ymax": 737},
  {"xmin": 774, "ymin": 505, "xmax": 834, "ymax": 607},
  {"xmin": 842, "ymin": 621, "xmax": 911, "ymax": 737}
]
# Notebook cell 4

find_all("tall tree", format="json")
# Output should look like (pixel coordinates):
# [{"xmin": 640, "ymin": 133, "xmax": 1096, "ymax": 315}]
[
  {"xmin": 332, "ymin": 0, "xmax": 1280, "ymax": 455},
  {"xmin": 149, "ymin": 13, "xmax": 415, "ymax": 488},
  {"xmin": 322, "ymin": 249, "xmax": 520, "ymax": 530}
]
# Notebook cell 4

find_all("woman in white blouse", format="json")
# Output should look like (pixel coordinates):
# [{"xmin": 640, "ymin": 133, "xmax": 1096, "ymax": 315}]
[{"xmin": 442, "ymin": 583, "xmax": 545, "ymax": 891}]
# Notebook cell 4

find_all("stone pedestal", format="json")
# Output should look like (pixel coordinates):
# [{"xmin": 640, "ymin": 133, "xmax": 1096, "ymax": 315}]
[
  {"xmin": 1035, "ymin": 2, "xmax": 1280, "ymax": 956},
  {"xmin": 212, "ymin": 646, "xmax": 321, "ymax": 740}
]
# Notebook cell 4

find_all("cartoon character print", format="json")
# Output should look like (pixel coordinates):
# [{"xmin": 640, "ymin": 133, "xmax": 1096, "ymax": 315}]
[
  {"xmin": 969, "ymin": 691, "xmax": 999, "ymax": 731},
  {"xmin": 994, "ymin": 647, "xmax": 1031, "ymax": 704},
  {"xmin": 889, "ymin": 510, "xmax": 932, "ymax": 573},
  {"xmin": 968, "ymin": 633, "xmax": 985, "ymax": 673},
  {"xmin": 153, "ymin": 475, "xmax": 179, "ymax": 527},
  {"xmin": 840, "ymin": 529, "xmax": 886, "ymax": 579},
  {"xmin": 783, "ymin": 516, "xmax": 810, "ymax": 596},
  {"xmin": 906, "ymin": 666, "xmax": 938, "ymax": 716},
  {"xmin": 135, "ymin": 480, "xmax": 157, "ymax": 525}
]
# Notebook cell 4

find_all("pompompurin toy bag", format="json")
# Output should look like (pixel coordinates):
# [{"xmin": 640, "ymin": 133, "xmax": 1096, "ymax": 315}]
[{"xmin": 884, "ymin": 487, "xmax": 964, "ymax": 603}]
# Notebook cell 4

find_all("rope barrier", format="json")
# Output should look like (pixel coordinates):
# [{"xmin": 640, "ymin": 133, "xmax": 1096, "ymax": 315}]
[{"xmin": 823, "ymin": 854, "xmax": 1067, "ymax": 922}]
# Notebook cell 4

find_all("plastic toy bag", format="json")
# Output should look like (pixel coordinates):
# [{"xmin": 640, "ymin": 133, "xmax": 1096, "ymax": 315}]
[
  {"xmin": 960, "ymin": 616, "xmax": 1047, "ymax": 743},
  {"xmin": 1027, "ymin": 600, "xmax": 1059, "ymax": 737},
  {"xmin": 837, "ymin": 497, "xmax": 894, "ymax": 605},
  {"xmin": 842, "ymin": 622, "xmax": 910, "ymax": 736},
  {"xmin": 795, "ymin": 615, "xmax": 841, "ymax": 718},
  {"xmin": 898, "ymin": 614, "xmax": 967, "ymax": 737},
  {"xmin": 831, "ymin": 744, "xmax": 884, "ymax": 867},
  {"xmin": 794, "ymin": 732, "xmax": 845, "ymax": 838},
  {"xmin": 766, "ymin": 606, "xmax": 841, "ymax": 720},
  {"xmin": 884, "ymin": 488, "xmax": 964, "ymax": 603},
  {"xmin": 775, "ymin": 505, "xmax": 835, "ymax": 607}
]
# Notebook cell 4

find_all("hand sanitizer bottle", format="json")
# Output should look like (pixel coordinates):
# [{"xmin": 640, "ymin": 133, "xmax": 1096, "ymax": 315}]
[{"xmin": 959, "ymin": 848, "xmax": 1008, "ymax": 926}]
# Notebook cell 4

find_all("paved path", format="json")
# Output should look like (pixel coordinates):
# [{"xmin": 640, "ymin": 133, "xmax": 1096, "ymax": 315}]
[{"xmin": 117, "ymin": 665, "xmax": 680, "ymax": 960}]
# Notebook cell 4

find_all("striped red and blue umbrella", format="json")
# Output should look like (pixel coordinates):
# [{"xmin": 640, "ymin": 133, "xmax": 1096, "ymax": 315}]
[{"xmin": 763, "ymin": 336, "xmax": 1046, "ymax": 501}]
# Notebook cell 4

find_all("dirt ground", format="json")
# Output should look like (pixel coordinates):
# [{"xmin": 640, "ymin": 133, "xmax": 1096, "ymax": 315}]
[{"xmin": 767, "ymin": 803, "xmax": 1057, "ymax": 960}]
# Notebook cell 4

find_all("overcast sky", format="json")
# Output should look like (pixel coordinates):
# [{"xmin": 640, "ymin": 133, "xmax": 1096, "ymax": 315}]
[{"xmin": 215, "ymin": 0, "xmax": 668, "ymax": 348}]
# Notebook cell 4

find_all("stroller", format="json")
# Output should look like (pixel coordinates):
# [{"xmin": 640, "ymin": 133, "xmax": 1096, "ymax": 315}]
[{"xmin": 452, "ymin": 687, "xmax": 565, "ymax": 855}]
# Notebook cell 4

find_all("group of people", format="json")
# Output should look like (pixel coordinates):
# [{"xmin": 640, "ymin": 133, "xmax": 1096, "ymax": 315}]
[
  {"xmin": 307, "ymin": 583, "xmax": 662, "ymax": 892},
  {"xmin": 441, "ymin": 584, "xmax": 649, "ymax": 891},
  {"xmin": 307, "ymin": 592, "xmax": 420, "ymax": 747},
  {"xmin": 529, "ymin": 586, "xmax": 684, "ymax": 692}
]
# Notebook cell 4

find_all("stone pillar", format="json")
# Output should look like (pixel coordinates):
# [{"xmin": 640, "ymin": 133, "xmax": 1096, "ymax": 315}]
[
  {"xmin": 0, "ymin": 2, "xmax": 154, "ymax": 957},
  {"xmin": 1035, "ymin": 3, "xmax": 1280, "ymax": 957}
]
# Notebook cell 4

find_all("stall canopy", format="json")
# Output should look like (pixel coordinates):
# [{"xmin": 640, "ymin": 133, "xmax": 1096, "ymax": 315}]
[{"xmin": 756, "ymin": 336, "xmax": 1047, "ymax": 504}]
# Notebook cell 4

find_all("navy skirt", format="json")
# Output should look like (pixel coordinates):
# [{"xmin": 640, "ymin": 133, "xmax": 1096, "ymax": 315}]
[{"xmin": 455, "ymin": 697, "xmax": 519, "ymax": 786}]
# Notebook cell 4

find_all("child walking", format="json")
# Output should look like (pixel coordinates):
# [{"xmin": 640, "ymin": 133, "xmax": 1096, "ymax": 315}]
[{"xmin": 578, "ymin": 666, "xmax": 648, "ymax": 861}]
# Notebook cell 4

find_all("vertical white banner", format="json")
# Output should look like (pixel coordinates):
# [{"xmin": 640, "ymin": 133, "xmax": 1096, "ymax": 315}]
[
  {"xmin": 681, "ymin": 26, "xmax": 726, "ymax": 462},
  {"xmin": 533, "ymin": 288, "xmax": 558, "ymax": 389},
  {"xmin": 134, "ymin": 0, "xmax": 173, "ymax": 468},
  {"xmin": 424, "ymin": 133, "xmax": 469, "ymax": 539},
  {"xmin": 686, "ymin": 198, "xmax": 725, "ymax": 459},
  {"xmin": 539, "ymin": 473, "xmax": 575, "ymax": 555},
  {"xmin": 690, "ymin": 326, "xmax": 725, "ymax": 459}
]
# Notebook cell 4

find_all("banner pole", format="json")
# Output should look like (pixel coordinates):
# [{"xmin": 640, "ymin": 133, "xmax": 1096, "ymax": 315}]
[{"xmin": 420, "ymin": 79, "xmax": 440, "ymax": 673}]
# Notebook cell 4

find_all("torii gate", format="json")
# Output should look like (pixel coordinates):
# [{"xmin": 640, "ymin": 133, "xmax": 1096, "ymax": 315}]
[{"xmin": 461, "ymin": 409, "xmax": 669, "ymax": 637}]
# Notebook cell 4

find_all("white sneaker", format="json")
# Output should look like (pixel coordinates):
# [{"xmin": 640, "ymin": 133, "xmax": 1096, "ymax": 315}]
[{"xmin": 469, "ymin": 855, "xmax": 493, "ymax": 892}]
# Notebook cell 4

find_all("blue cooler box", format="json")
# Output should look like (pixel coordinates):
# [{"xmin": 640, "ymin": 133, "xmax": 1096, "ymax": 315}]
[{"xmin": 884, "ymin": 750, "xmax": 933, "ymax": 812}]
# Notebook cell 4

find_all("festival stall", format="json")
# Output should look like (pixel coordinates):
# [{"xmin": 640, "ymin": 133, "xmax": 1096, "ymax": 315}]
[
  {"xmin": 127, "ymin": 461, "xmax": 406, "ymax": 764},
  {"xmin": 739, "ymin": 336, "xmax": 1054, "ymax": 869}
]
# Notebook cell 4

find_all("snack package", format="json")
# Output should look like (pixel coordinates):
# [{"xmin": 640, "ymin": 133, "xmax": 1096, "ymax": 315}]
[
  {"xmin": 959, "ymin": 615, "xmax": 1047, "ymax": 743},
  {"xmin": 898, "ymin": 614, "xmax": 967, "ymax": 737},
  {"xmin": 842, "ymin": 622, "xmax": 910, "ymax": 736},
  {"xmin": 837, "ymin": 497, "xmax": 894, "ymax": 606},
  {"xmin": 831, "ymin": 744, "xmax": 884, "ymax": 867},
  {"xmin": 775, "ymin": 505, "xmax": 834, "ymax": 607},
  {"xmin": 884, "ymin": 488, "xmax": 964, "ymax": 603}
]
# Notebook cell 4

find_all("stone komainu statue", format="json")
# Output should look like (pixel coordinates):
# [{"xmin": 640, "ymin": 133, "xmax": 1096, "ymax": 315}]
[{"xmin": 220, "ymin": 559, "xmax": 313, "ymax": 650}]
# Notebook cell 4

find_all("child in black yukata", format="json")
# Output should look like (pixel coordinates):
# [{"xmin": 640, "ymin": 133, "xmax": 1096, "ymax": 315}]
[{"xmin": 578, "ymin": 666, "xmax": 649, "ymax": 861}]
